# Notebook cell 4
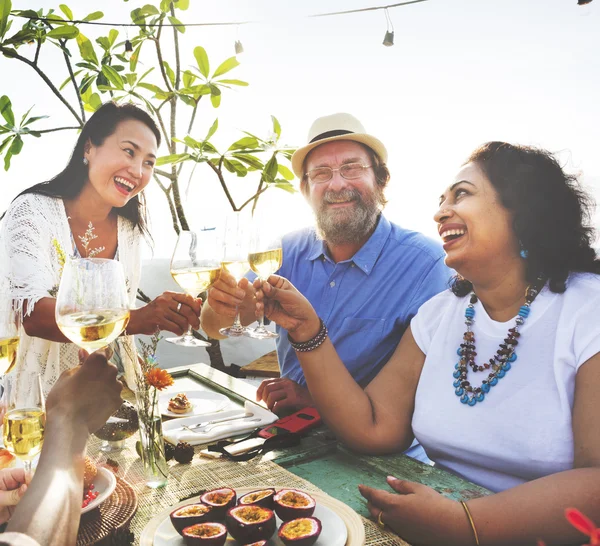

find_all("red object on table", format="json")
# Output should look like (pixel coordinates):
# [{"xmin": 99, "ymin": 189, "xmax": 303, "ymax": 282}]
[{"xmin": 258, "ymin": 407, "xmax": 321, "ymax": 439}]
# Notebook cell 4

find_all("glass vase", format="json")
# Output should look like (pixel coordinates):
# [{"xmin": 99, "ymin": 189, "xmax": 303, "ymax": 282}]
[{"xmin": 135, "ymin": 387, "xmax": 168, "ymax": 488}]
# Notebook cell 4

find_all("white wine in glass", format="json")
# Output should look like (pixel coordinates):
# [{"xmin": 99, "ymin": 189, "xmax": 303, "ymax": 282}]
[
  {"xmin": 2, "ymin": 372, "xmax": 46, "ymax": 478},
  {"xmin": 0, "ymin": 296, "xmax": 20, "ymax": 375},
  {"xmin": 55, "ymin": 258, "xmax": 130, "ymax": 352},
  {"xmin": 219, "ymin": 212, "xmax": 251, "ymax": 338},
  {"xmin": 168, "ymin": 229, "xmax": 221, "ymax": 347}
]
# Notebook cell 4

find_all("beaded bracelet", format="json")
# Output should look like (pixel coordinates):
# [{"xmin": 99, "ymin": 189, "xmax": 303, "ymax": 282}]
[
  {"xmin": 460, "ymin": 501, "xmax": 480, "ymax": 545},
  {"xmin": 288, "ymin": 319, "xmax": 328, "ymax": 352}
]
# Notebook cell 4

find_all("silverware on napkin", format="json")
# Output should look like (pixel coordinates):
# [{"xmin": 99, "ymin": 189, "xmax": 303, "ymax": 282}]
[{"xmin": 179, "ymin": 412, "xmax": 253, "ymax": 432}]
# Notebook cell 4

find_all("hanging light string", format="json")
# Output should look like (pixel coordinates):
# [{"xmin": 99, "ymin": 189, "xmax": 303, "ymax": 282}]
[
  {"xmin": 384, "ymin": 8, "xmax": 394, "ymax": 32},
  {"xmin": 13, "ymin": 0, "xmax": 430, "ymax": 28}
]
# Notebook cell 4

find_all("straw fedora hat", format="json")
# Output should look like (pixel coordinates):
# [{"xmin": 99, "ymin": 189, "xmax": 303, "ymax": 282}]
[{"xmin": 291, "ymin": 113, "xmax": 388, "ymax": 178}]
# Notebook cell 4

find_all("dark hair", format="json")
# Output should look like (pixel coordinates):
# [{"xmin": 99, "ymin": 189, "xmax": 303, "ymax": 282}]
[
  {"xmin": 300, "ymin": 141, "xmax": 390, "ymax": 202},
  {"xmin": 13, "ymin": 101, "xmax": 161, "ymax": 240},
  {"xmin": 452, "ymin": 141, "xmax": 600, "ymax": 296}
]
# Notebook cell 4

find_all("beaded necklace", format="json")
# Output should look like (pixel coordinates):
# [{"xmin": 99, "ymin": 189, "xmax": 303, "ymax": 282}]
[{"xmin": 453, "ymin": 277, "xmax": 545, "ymax": 406}]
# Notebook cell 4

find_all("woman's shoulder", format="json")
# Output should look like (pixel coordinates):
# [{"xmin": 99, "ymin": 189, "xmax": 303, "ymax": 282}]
[
  {"xmin": 564, "ymin": 272, "xmax": 600, "ymax": 299},
  {"xmin": 414, "ymin": 288, "xmax": 463, "ymax": 323},
  {"xmin": 7, "ymin": 192, "xmax": 62, "ymax": 215}
]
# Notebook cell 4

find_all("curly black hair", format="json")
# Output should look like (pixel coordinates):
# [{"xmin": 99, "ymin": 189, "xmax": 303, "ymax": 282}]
[{"xmin": 452, "ymin": 141, "xmax": 600, "ymax": 296}]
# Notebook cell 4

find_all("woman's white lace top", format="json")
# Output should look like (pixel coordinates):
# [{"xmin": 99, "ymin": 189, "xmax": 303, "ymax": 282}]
[{"xmin": 0, "ymin": 193, "xmax": 141, "ymax": 395}]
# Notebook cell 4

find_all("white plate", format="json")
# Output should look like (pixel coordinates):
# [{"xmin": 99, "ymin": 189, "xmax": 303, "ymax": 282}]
[
  {"xmin": 141, "ymin": 488, "xmax": 357, "ymax": 546},
  {"xmin": 159, "ymin": 390, "xmax": 229, "ymax": 418},
  {"xmin": 81, "ymin": 466, "xmax": 117, "ymax": 514}
]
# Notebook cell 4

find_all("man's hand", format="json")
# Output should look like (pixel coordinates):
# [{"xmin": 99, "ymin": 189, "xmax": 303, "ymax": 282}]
[
  {"xmin": 256, "ymin": 377, "xmax": 314, "ymax": 415},
  {"xmin": 129, "ymin": 291, "xmax": 201, "ymax": 335},
  {"xmin": 207, "ymin": 272, "xmax": 255, "ymax": 319},
  {"xmin": 0, "ymin": 468, "xmax": 28, "ymax": 524},
  {"xmin": 46, "ymin": 350, "xmax": 123, "ymax": 435}
]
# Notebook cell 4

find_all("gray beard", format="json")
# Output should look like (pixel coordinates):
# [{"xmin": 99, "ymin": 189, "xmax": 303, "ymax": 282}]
[{"xmin": 315, "ymin": 187, "xmax": 383, "ymax": 246}]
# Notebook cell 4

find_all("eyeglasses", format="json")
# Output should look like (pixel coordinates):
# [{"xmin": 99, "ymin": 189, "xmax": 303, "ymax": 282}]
[{"xmin": 305, "ymin": 162, "xmax": 372, "ymax": 184}]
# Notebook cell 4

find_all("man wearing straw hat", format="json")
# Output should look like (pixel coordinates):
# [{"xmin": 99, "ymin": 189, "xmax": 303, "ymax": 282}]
[{"xmin": 202, "ymin": 114, "xmax": 448, "ymax": 449}]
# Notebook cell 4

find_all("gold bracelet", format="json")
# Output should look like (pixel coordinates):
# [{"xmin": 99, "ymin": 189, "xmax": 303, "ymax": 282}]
[{"xmin": 460, "ymin": 501, "xmax": 480, "ymax": 546}]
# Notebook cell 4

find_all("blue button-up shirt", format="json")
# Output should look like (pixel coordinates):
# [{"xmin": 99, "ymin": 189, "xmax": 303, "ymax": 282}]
[{"xmin": 276, "ymin": 215, "xmax": 451, "ymax": 388}]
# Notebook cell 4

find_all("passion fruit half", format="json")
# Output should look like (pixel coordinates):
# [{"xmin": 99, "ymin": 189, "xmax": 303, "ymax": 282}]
[
  {"xmin": 238, "ymin": 488, "xmax": 276, "ymax": 509},
  {"xmin": 273, "ymin": 489, "xmax": 316, "ymax": 522},
  {"xmin": 225, "ymin": 504, "xmax": 276, "ymax": 543},
  {"xmin": 170, "ymin": 503, "xmax": 213, "ymax": 534},
  {"xmin": 278, "ymin": 517, "xmax": 322, "ymax": 546},
  {"xmin": 242, "ymin": 542, "xmax": 268, "ymax": 546},
  {"xmin": 200, "ymin": 487, "xmax": 236, "ymax": 520},
  {"xmin": 181, "ymin": 522, "xmax": 227, "ymax": 546}
]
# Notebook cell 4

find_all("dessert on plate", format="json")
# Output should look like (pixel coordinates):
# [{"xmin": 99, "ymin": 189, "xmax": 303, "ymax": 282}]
[{"xmin": 168, "ymin": 393, "xmax": 193, "ymax": 414}]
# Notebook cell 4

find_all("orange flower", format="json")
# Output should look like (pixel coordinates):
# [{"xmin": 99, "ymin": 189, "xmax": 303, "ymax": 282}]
[{"xmin": 145, "ymin": 368, "xmax": 174, "ymax": 391}]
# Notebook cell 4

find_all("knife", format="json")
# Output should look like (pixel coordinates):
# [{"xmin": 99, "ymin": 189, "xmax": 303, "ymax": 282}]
[{"xmin": 179, "ymin": 412, "xmax": 251, "ymax": 431}]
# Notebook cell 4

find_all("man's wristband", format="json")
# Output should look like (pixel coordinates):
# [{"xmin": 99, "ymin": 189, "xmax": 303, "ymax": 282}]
[{"xmin": 288, "ymin": 319, "xmax": 328, "ymax": 352}]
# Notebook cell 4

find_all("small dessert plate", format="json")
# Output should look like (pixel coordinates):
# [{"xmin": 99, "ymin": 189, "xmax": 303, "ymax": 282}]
[
  {"xmin": 81, "ymin": 467, "xmax": 117, "ymax": 514},
  {"xmin": 158, "ymin": 390, "xmax": 229, "ymax": 419}
]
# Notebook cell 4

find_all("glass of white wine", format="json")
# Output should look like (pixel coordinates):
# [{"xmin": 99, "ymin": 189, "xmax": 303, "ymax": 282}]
[
  {"xmin": 246, "ymin": 217, "xmax": 283, "ymax": 340},
  {"xmin": 0, "ymin": 297, "xmax": 20, "ymax": 376},
  {"xmin": 55, "ymin": 258, "xmax": 130, "ymax": 353},
  {"xmin": 167, "ymin": 229, "xmax": 221, "ymax": 347},
  {"xmin": 2, "ymin": 372, "xmax": 45, "ymax": 477},
  {"xmin": 219, "ymin": 212, "xmax": 251, "ymax": 338}
]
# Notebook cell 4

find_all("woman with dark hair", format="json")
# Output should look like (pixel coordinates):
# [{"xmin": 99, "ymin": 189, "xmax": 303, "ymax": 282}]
[
  {"xmin": 0, "ymin": 102, "xmax": 201, "ymax": 394},
  {"xmin": 253, "ymin": 142, "xmax": 600, "ymax": 545}
]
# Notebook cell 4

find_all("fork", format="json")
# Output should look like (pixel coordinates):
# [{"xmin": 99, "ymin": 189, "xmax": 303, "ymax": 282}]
[{"xmin": 183, "ymin": 417, "xmax": 261, "ymax": 434}]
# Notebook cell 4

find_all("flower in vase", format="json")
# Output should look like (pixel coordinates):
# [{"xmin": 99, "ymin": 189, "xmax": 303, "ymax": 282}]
[{"xmin": 146, "ymin": 367, "xmax": 174, "ymax": 391}]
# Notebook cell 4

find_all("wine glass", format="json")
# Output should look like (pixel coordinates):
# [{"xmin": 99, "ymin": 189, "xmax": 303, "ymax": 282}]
[
  {"xmin": 246, "ymin": 217, "xmax": 283, "ymax": 340},
  {"xmin": 167, "ymin": 229, "xmax": 221, "ymax": 347},
  {"xmin": 219, "ymin": 212, "xmax": 251, "ymax": 337},
  {"xmin": 0, "ymin": 296, "xmax": 20, "ymax": 376},
  {"xmin": 2, "ymin": 372, "xmax": 45, "ymax": 478},
  {"xmin": 55, "ymin": 258, "xmax": 130, "ymax": 353}
]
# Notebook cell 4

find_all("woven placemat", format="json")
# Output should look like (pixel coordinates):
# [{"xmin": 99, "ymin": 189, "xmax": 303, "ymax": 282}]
[
  {"xmin": 86, "ymin": 435, "xmax": 410, "ymax": 545},
  {"xmin": 77, "ymin": 475, "xmax": 137, "ymax": 546}
]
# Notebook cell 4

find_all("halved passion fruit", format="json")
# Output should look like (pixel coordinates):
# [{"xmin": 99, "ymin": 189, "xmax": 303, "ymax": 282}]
[
  {"xmin": 170, "ymin": 503, "xmax": 213, "ymax": 534},
  {"xmin": 242, "ymin": 542, "xmax": 268, "ymax": 546},
  {"xmin": 181, "ymin": 522, "xmax": 227, "ymax": 546},
  {"xmin": 278, "ymin": 517, "xmax": 322, "ymax": 546},
  {"xmin": 200, "ymin": 487, "xmax": 236, "ymax": 520},
  {"xmin": 238, "ymin": 488, "xmax": 276, "ymax": 509},
  {"xmin": 225, "ymin": 504, "xmax": 276, "ymax": 543},
  {"xmin": 273, "ymin": 489, "xmax": 316, "ymax": 522}
]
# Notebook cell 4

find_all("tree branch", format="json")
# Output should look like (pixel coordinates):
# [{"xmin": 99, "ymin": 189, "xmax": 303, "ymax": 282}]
[
  {"xmin": 153, "ymin": 173, "xmax": 179, "ymax": 234},
  {"xmin": 252, "ymin": 174, "xmax": 265, "ymax": 215},
  {"xmin": 177, "ymin": 99, "xmax": 200, "ymax": 178},
  {"xmin": 33, "ymin": 39, "xmax": 41, "ymax": 65},
  {"xmin": 60, "ymin": 39, "xmax": 86, "ymax": 122},
  {"xmin": 36, "ymin": 126, "xmax": 81, "ymax": 134},
  {"xmin": 0, "ymin": 47, "xmax": 83, "ymax": 125},
  {"xmin": 207, "ymin": 160, "xmax": 237, "ymax": 211},
  {"xmin": 170, "ymin": 4, "xmax": 181, "ymax": 89},
  {"xmin": 152, "ymin": 24, "xmax": 173, "ymax": 93},
  {"xmin": 239, "ymin": 185, "xmax": 270, "ymax": 212},
  {"xmin": 154, "ymin": 168, "xmax": 175, "ymax": 181}
]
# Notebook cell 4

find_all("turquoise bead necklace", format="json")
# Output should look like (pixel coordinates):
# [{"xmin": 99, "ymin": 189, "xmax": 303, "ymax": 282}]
[{"xmin": 453, "ymin": 276, "xmax": 545, "ymax": 406}]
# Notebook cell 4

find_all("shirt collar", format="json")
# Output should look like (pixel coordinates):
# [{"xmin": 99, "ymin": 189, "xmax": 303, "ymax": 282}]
[{"xmin": 306, "ymin": 214, "xmax": 392, "ymax": 275}]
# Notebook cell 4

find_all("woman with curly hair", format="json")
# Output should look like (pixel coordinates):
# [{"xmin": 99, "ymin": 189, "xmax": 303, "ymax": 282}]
[{"xmin": 253, "ymin": 142, "xmax": 600, "ymax": 545}]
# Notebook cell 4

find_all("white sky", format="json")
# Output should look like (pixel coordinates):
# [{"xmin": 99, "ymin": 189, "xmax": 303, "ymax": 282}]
[{"xmin": 1, "ymin": 0, "xmax": 599, "ymax": 259}]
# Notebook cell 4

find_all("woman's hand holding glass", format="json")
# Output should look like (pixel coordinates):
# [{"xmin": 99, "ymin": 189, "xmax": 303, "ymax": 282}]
[{"xmin": 55, "ymin": 258, "xmax": 130, "ymax": 353}]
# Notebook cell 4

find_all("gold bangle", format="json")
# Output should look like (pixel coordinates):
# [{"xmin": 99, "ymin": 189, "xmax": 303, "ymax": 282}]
[{"xmin": 461, "ymin": 501, "xmax": 480, "ymax": 546}]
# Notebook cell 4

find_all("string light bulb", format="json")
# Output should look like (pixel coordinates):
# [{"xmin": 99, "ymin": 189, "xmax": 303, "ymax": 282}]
[
  {"xmin": 382, "ymin": 8, "xmax": 394, "ymax": 47},
  {"xmin": 235, "ymin": 40, "xmax": 244, "ymax": 55},
  {"xmin": 124, "ymin": 39, "xmax": 133, "ymax": 59},
  {"xmin": 578, "ymin": 0, "xmax": 593, "ymax": 4}
]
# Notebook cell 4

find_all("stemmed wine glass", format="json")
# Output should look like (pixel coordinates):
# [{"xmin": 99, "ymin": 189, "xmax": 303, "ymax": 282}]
[
  {"xmin": 168, "ymin": 229, "xmax": 221, "ymax": 347},
  {"xmin": 55, "ymin": 258, "xmax": 130, "ymax": 353},
  {"xmin": 2, "ymin": 372, "xmax": 45, "ymax": 478},
  {"xmin": 219, "ymin": 212, "xmax": 251, "ymax": 337},
  {"xmin": 0, "ymin": 296, "xmax": 20, "ymax": 375},
  {"xmin": 246, "ymin": 217, "xmax": 283, "ymax": 339}
]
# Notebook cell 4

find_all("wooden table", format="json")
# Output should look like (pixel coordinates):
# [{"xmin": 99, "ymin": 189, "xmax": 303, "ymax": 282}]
[{"xmin": 168, "ymin": 363, "xmax": 490, "ymax": 518}]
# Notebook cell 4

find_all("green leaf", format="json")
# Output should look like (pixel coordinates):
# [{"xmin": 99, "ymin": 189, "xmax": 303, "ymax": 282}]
[
  {"xmin": 59, "ymin": 69, "xmax": 82, "ymax": 90},
  {"xmin": 141, "ymin": 4, "xmax": 160, "ymax": 15},
  {"xmin": 0, "ymin": 135, "xmax": 13, "ymax": 155},
  {"xmin": 271, "ymin": 115, "xmax": 281, "ymax": 138},
  {"xmin": 59, "ymin": 4, "xmax": 73, "ymax": 20},
  {"xmin": 47, "ymin": 26, "xmax": 79, "ymax": 39},
  {"xmin": 108, "ymin": 29, "xmax": 118, "ymax": 47},
  {"xmin": 125, "ymin": 73, "xmax": 136, "ymax": 87},
  {"xmin": 137, "ymin": 82, "xmax": 165, "ymax": 95},
  {"xmin": 216, "ymin": 79, "xmax": 248, "ymax": 87},
  {"xmin": 210, "ymin": 93, "xmax": 221, "ymax": 108},
  {"xmin": 182, "ymin": 70, "xmax": 196, "ymax": 88},
  {"xmin": 129, "ymin": 42, "xmax": 142, "ymax": 72},
  {"xmin": 201, "ymin": 142, "xmax": 218, "ymax": 154},
  {"xmin": 0, "ymin": 95, "xmax": 14, "ymax": 126},
  {"xmin": 0, "ymin": 0, "xmax": 12, "ymax": 40},
  {"xmin": 205, "ymin": 118, "xmax": 218, "ymax": 140},
  {"xmin": 82, "ymin": 11, "xmax": 103, "ymax": 22},
  {"xmin": 137, "ymin": 67, "xmax": 154, "ymax": 84},
  {"xmin": 162, "ymin": 60, "xmax": 175, "ymax": 87},
  {"xmin": 156, "ymin": 153, "xmax": 190, "ymax": 166},
  {"xmin": 79, "ymin": 74, "xmax": 95, "ymax": 94},
  {"xmin": 277, "ymin": 164, "xmax": 294, "ymax": 181},
  {"xmin": 3, "ymin": 28, "xmax": 36, "ymax": 46},
  {"xmin": 4, "ymin": 134, "xmax": 22, "ymax": 170},
  {"xmin": 183, "ymin": 135, "xmax": 201, "ymax": 149},
  {"xmin": 212, "ymin": 56, "xmax": 239, "ymax": 78},
  {"xmin": 168, "ymin": 15, "xmax": 184, "ymax": 33},
  {"xmin": 179, "ymin": 95, "xmax": 196, "ymax": 107},
  {"xmin": 189, "ymin": 84, "xmax": 211, "ymax": 98},
  {"xmin": 101, "ymin": 64, "xmax": 124, "ymax": 90},
  {"xmin": 175, "ymin": 0, "xmax": 189, "ymax": 9},
  {"xmin": 160, "ymin": 0, "xmax": 171, "ymax": 12},
  {"xmin": 228, "ymin": 136, "xmax": 258, "ymax": 151},
  {"xmin": 230, "ymin": 153, "xmax": 263, "ymax": 170},
  {"xmin": 76, "ymin": 33, "xmax": 98, "ymax": 65},
  {"xmin": 193, "ymin": 46, "xmax": 209, "ymax": 78},
  {"xmin": 273, "ymin": 180, "xmax": 297, "ymax": 194},
  {"xmin": 264, "ymin": 155, "xmax": 278, "ymax": 181}
]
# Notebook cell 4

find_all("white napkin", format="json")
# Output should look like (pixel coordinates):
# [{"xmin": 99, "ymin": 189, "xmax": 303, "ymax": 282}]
[{"xmin": 162, "ymin": 401, "xmax": 277, "ymax": 446}]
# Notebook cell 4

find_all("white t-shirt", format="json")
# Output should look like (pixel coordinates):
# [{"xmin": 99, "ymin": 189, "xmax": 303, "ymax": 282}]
[{"xmin": 411, "ymin": 273, "xmax": 600, "ymax": 493}]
